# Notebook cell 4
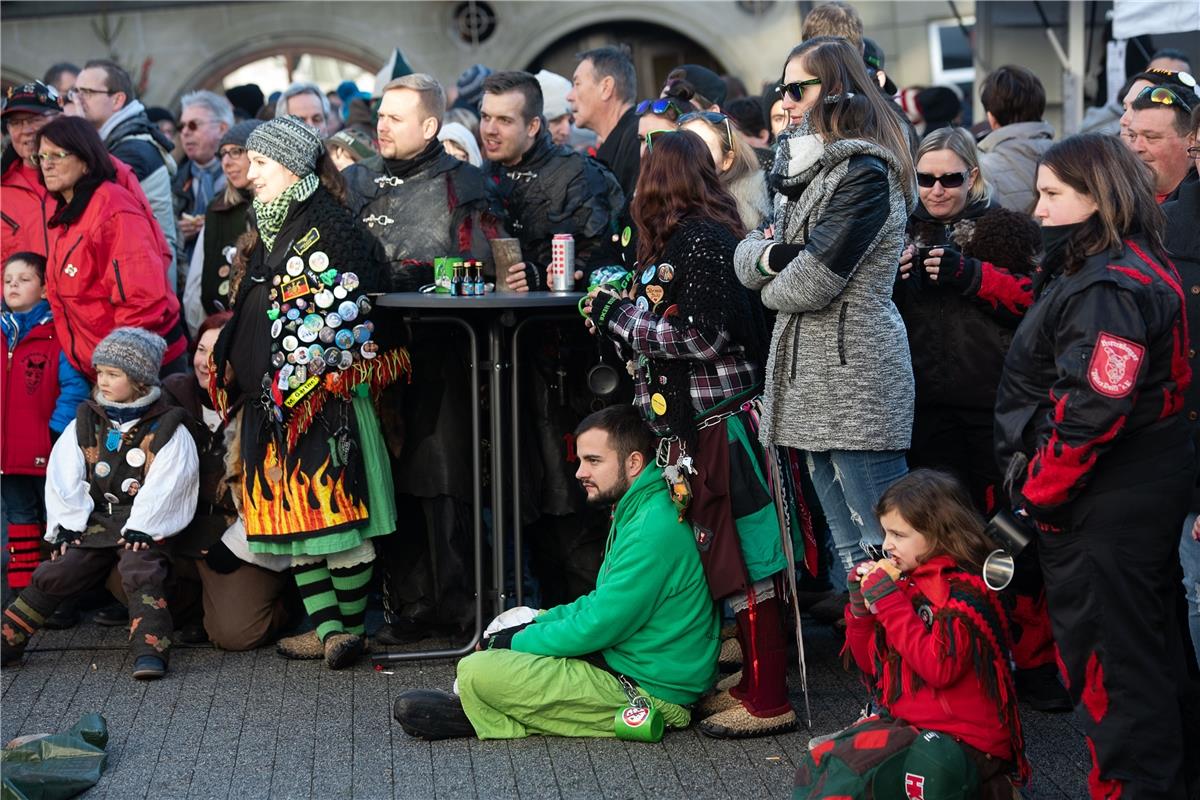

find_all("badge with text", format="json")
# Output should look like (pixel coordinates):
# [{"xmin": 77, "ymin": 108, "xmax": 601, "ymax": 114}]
[
  {"xmin": 293, "ymin": 227, "xmax": 320, "ymax": 255},
  {"xmin": 1087, "ymin": 332, "xmax": 1144, "ymax": 398}
]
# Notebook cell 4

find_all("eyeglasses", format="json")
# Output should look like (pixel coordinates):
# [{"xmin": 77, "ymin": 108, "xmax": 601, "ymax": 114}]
[
  {"xmin": 181, "ymin": 118, "xmax": 219, "ymax": 132},
  {"xmin": 777, "ymin": 78, "xmax": 822, "ymax": 103},
  {"xmin": 218, "ymin": 146, "xmax": 246, "ymax": 160},
  {"xmin": 678, "ymin": 110, "xmax": 735, "ymax": 150},
  {"xmin": 66, "ymin": 86, "xmax": 117, "ymax": 101},
  {"xmin": 643, "ymin": 129, "xmax": 673, "ymax": 152},
  {"xmin": 916, "ymin": 171, "xmax": 970, "ymax": 189},
  {"xmin": 635, "ymin": 98, "xmax": 688, "ymax": 118},
  {"xmin": 1188, "ymin": 146, "xmax": 1200, "ymax": 159},
  {"xmin": 33, "ymin": 150, "xmax": 75, "ymax": 167},
  {"xmin": 4, "ymin": 115, "xmax": 51, "ymax": 131},
  {"xmin": 1136, "ymin": 85, "xmax": 1195, "ymax": 114}
]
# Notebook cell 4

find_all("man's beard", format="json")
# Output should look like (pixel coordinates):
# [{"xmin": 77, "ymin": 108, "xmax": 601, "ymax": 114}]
[{"xmin": 585, "ymin": 465, "xmax": 630, "ymax": 507}]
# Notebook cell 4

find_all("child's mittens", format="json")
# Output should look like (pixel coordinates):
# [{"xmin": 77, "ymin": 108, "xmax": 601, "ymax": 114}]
[
  {"xmin": 847, "ymin": 561, "xmax": 871, "ymax": 617},
  {"xmin": 861, "ymin": 561, "xmax": 902, "ymax": 608}
]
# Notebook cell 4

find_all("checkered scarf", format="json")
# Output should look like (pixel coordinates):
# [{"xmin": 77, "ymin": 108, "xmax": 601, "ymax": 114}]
[{"xmin": 252, "ymin": 173, "xmax": 318, "ymax": 252}]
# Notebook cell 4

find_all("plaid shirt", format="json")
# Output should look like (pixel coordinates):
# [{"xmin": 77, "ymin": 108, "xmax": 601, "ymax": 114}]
[{"xmin": 605, "ymin": 299, "xmax": 761, "ymax": 435}]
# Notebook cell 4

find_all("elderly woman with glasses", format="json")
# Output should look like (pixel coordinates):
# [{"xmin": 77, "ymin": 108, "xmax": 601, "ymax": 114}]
[
  {"xmin": 35, "ymin": 116, "xmax": 185, "ymax": 379},
  {"xmin": 181, "ymin": 119, "xmax": 262, "ymax": 337}
]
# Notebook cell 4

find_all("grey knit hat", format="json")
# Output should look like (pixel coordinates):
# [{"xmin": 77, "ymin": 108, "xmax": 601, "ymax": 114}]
[
  {"xmin": 92, "ymin": 327, "xmax": 167, "ymax": 387},
  {"xmin": 219, "ymin": 118, "xmax": 264, "ymax": 151},
  {"xmin": 245, "ymin": 115, "xmax": 322, "ymax": 178}
]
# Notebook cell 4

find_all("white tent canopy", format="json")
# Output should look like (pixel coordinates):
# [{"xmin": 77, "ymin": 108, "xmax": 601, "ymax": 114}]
[{"xmin": 1112, "ymin": 0, "xmax": 1200, "ymax": 40}]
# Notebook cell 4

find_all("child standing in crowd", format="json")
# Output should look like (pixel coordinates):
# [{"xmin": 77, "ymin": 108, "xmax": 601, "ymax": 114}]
[
  {"xmin": 1, "ymin": 327, "xmax": 198, "ymax": 679},
  {"xmin": 1, "ymin": 252, "xmax": 89, "ymax": 596},
  {"xmin": 842, "ymin": 470, "xmax": 1027, "ymax": 798}
]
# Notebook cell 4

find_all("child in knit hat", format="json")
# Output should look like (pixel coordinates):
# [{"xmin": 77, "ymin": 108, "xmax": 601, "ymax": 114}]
[{"xmin": 1, "ymin": 327, "xmax": 199, "ymax": 679}]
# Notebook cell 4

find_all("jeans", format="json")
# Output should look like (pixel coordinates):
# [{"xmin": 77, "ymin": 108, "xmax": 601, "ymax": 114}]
[
  {"xmin": 1181, "ymin": 512, "xmax": 1200, "ymax": 671},
  {"xmin": 805, "ymin": 450, "xmax": 908, "ymax": 588}
]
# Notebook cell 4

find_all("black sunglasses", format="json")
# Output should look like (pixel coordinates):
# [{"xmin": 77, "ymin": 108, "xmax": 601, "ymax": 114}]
[
  {"xmin": 916, "ymin": 171, "xmax": 970, "ymax": 189},
  {"xmin": 777, "ymin": 78, "xmax": 821, "ymax": 103},
  {"xmin": 636, "ymin": 98, "xmax": 689, "ymax": 118}
]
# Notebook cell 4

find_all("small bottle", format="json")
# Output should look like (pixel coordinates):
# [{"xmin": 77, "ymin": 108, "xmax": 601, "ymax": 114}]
[
  {"xmin": 462, "ymin": 261, "xmax": 476, "ymax": 296},
  {"xmin": 472, "ymin": 262, "xmax": 485, "ymax": 295},
  {"xmin": 450, "ymin": 264, "xmax": 463, "ymax": 296}
]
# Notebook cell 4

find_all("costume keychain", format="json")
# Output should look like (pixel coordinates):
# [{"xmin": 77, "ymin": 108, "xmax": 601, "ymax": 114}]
[
  {"xmin": 613, "ymin": 674, "xmax": 664, "ymax": 742},
  {"xmin": 658, "ymin": 438, "xmax": 695, "ymax": 521}
]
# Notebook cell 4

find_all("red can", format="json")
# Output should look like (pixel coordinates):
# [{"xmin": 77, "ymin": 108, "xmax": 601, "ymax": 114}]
[{"xmin": 550, "ymin": 233, "xmax": 575, "ymax": 291}]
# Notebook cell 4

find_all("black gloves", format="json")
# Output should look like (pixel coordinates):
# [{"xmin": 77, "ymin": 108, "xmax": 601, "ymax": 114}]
[
  {"xmin": 122, "ymin": 530, "xmax": 154, "ymax": 546},
  {"xmin": 485, "ymin": 622, "xmax": 533, "ymax": 650},
  {"xmin": 55, "ymin": 528, "xmax": 84, "ymax": 546}
]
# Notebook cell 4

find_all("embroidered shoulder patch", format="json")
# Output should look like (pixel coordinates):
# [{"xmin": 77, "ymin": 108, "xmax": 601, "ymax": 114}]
[
  {"xmin": 1087, "ymin": 332, "xmax": 1144, "ymax": 398},
  {"xmin": 293, "ymin": 227, "xmax": 320, "ymax": 255}
]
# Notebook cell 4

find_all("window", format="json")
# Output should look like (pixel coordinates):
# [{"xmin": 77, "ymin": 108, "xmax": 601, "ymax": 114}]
[{"xmin": 928, "ymin": 17, "xmax": 975, "ymax": 85}]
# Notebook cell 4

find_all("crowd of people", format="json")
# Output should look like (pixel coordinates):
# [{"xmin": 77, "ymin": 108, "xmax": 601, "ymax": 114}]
[{"xmin": 2, "ymin": 2, "xmax": 1199, "ymax": 797}]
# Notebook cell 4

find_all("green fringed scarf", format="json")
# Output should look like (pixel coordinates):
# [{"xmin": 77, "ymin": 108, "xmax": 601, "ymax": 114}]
[{"xmin": 252, "ymin": 172, "xmax": 318, "ymax": 252}]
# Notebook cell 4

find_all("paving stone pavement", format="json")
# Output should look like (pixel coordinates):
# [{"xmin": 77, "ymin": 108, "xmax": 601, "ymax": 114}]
[{"xmin": 2, "ymin": 617, "xmax": 1088, "ymax": 799}]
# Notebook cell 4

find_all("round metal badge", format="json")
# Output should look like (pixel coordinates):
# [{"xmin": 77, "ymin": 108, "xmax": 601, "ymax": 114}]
[
  {"xmin": 94, "ymin": 461, "xmax": 111, "ymax": 478},
  {"xmin": 286, "ymin": 256, "xmax": 304, "ymax": 277},
  {"xmin": 121, "ymin": 478, "xmax": 141, "ymax": 496},
  {"xmin": 340, "ymin": 272, "xmax": 360, "ymax": 292},
  {"xmin": 338, "ymin": 300, "xmax": 358, "ymax": 322},
  {"xmin": 297, "ymin": 325, "xmax": 318, "ymax": 344},
  {"xmin": 309, "ymin": 251, "xmax": 330, "ymax": 271},
  {"xmin": 333, "ymin": 286, "xmax": 348, "ymax": 300},
  {"xmin": 126, "ymin": 448, "xmax": 146, "ymax": 468},
  {"xmin": 314, "ymin": 290, "xmax": 335, "ymax": 309},
  {"xmin": 325, "ymin": 312, "xmax": 342, "ymax": 329},
  {"xmin": 334, "ymin": 329, "xmax": 355, "ymax": 350}
]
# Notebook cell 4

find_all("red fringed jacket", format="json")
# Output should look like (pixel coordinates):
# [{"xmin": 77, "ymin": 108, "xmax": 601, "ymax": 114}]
[{"xmin": 844, "ymin": 555, "xmax": 1028, "ymax": 779}]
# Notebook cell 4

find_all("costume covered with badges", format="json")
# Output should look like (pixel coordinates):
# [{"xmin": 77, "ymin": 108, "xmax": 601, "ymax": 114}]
[
  {"xmin": 2, "ymin": 388, "xmax": 199, "ymax": 664},
  {"xmin": 995, "ymin": 236, "xmax": 1196, "ymax": 799},
  {"xmin": 591, "ymin": 217, "xmax": 798, "ymax": 732},
  {"xmin": 213, "ymin": 178, "xmax": 406, "ymax": 555}
]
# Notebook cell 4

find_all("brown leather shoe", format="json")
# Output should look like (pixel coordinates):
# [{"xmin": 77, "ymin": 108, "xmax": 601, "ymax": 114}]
[
  {"xmin": 698, "ymin": 705, "xmax": 797, "ymax": 739},
  {"xmin": 276, "ymin": 630, "xmax": 323, "ymax": 660}
]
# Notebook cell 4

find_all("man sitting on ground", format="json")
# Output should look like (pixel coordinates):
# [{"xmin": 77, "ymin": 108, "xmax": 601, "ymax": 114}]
[{"xmin": 392, "ymin": 404, "xmax": 720, "ymax": 740}]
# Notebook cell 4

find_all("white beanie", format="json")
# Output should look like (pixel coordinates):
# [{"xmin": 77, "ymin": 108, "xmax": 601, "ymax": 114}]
[{"xmin": 535, "ymin": 70, "xmax": 572, "ymax": 121}]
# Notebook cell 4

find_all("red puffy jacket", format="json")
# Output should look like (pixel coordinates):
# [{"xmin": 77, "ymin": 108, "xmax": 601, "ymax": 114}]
[
  {"xmin": 2, "ymin": 154, "xmax": 169, "ymax": 262},
  {"xmin": 844, "ymin": 555, "xmax": 1024, "ymax": 765},
  {"xmin": 2, "ymin": 320, "xmax": 60, "ymax": 475},
  {"xmin": 44, "ymin": 180, "xmax": 183, "ymax": 379}
]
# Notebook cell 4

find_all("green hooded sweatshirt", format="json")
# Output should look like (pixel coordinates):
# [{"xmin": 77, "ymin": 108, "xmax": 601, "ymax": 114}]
[{"xmin": 511, "ymin": 465, "xmax": 720, "ymax": 705}]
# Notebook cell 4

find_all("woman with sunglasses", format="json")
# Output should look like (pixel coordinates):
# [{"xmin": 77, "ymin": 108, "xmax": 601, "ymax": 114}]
[
  {"xmin": 996, "ymin": 134, "xmax": 1195, "ymax": 797},
  {"xmin": 35, "ymin": 116, "xmax": 186, "ymax": 380},
  {"xmin": 734, "ymin": 36, "xmax": 917, "ymax": 589},
  {"xmin": 585, "ymin": 131, "xmax": 795, "ymax": 739},
  {"xmin": 896, "ymin": 128, "xmax": 1039, "ymax": 510},
  {"xmin": 181, "ymin": 119, "xmax": 261, "ymax": 338},
  {"xmin": 679, "ymin": 111, "xmax": 771, "ymax": 231}
]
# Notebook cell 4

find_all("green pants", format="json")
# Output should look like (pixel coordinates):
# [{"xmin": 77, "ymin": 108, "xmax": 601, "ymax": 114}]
[{"xmin": 456, "ymin": 650, "xmax": 691, "ymax": 739}]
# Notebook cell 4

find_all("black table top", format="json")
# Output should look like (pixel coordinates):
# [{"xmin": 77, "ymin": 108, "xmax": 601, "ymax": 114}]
[{"xmin": 376, "ymin": 291, "xmax": 585, "ymax": 310}]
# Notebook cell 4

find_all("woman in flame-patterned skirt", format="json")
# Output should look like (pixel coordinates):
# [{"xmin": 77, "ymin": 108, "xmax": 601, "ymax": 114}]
[{"xmin": 211, "ymin": 116, "xmax": 409, "ymax": 669}]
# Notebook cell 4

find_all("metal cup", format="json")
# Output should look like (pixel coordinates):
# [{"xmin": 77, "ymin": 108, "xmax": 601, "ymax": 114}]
[
  {"xmin": 587, "ymin": 363, "xmax": 621, "ymax": 397},
  {"xmin": 986, "ymin": 509, "xmax": 1034, "ymax": 555},
  {"xmin": 982, "ymin": 549, "xmax": 1016, "ymax": 591},
  {"xmin": 490, "ymin": 238, "xmax": 523, "ymax": 294}
]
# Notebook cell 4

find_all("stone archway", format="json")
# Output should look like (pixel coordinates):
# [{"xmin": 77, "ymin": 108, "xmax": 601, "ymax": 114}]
[
  {"xmin": 166, "ymin": 35, "xmax": 386, "ymax": 107},
  {"xmin": 526, "ymin": 20, "xmax": 726, "ymax": 100}
]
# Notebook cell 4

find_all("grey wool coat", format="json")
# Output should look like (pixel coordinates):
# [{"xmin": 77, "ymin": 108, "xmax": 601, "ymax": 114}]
[{"xmin": 735, "ymin": 135, "xmax": 916, "ymax": 453}]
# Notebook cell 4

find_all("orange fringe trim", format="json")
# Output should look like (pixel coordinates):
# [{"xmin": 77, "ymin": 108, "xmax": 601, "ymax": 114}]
[{"xmin": 284, "ymin": 347, "xmax": 411, "ymax": 450}]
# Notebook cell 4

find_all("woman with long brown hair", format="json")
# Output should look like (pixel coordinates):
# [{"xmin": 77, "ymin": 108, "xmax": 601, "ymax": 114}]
[
  {"xmin": 995, "ymin": 133, "xmax": 1195, "ymax": 797},
  {"xmin": 734, "ymin": 36, "xmax": 917, "ymax": 600},
  {"xmin": 584, "ymin": 130, "xmax": 793, "ymax": 739}
]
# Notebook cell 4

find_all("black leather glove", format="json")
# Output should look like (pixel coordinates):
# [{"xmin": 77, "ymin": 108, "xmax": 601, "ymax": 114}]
[
  {"xmin": 55, "ymin": 528, "xmax": 84, "ymax": 546},
  {"xmin": 486, "ymin": 622, "xmax": 533, "ymax": 650},
  {"xmin": 204, "ymin": 540, "xmax": 244, "ymax": 574},
  {"xmin": 121, "ymin": 530, "xmax": 154, "ymax": 546}
]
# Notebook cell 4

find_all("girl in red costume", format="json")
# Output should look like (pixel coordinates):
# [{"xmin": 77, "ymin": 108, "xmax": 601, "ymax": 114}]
[{"xmin": 845, "ymin": 469, "xmax": 1028, "ymax": 799}]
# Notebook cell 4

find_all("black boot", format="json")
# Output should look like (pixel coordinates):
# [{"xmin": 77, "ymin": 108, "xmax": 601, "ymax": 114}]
[
  {"xmin": 1015, "ymin": 663, "xmax": 1073, "ymax": 713},
  {"xmin": 393, "ymin": 689, "xmax": 476, "ymax": 740}
]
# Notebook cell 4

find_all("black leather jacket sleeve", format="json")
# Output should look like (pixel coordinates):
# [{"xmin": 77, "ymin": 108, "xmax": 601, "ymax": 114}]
[{"xmin": 759, "ymin": 155, "xmax": 890, "ymax": 313}]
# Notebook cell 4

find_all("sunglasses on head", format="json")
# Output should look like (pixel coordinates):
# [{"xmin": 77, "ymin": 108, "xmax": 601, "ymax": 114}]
[
  {"xmin": 643, "ymin": 129, "xmax": 673, "ymax": 152},
  {"xmin": 916, "ymin": 171, "xmax": 970, "ymax": 189},
  {"xmin": 678, "ymin": 110, "xmax": 735, "ymax": 150},
  {"xmin": 636, "ymin": 98, "xmax": 689, "ymax": 118},
  {"xmin": 777, "ymin": 78, "xmax": 821, "ymax": 103},
  {"xmin": 1137, "ymin": 85, "xmax": 1195, "ymax": 114}
]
